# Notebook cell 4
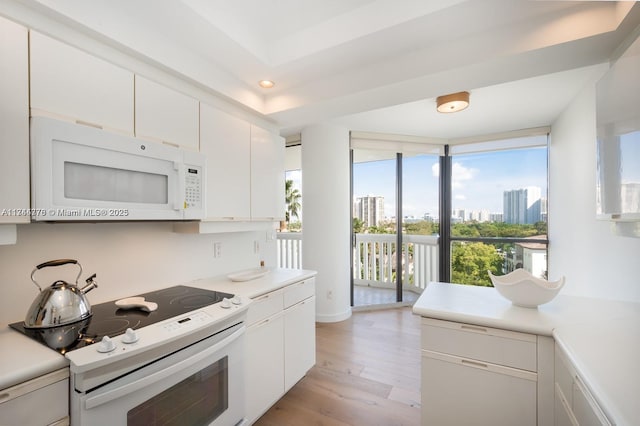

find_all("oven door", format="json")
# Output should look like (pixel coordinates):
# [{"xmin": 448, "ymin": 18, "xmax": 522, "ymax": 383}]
[{"xmin": 71, "ymin": 324, "xmax": 245, "ymax": 426}]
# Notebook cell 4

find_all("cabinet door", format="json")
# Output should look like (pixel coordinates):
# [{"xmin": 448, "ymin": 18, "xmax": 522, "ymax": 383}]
[
  {"xmin": 245, "ymin": 312, "xmax": 285, "ymax": 424},
  {"xmin": 250, "ymin": 125, "xmax": 285, "ymax": 220},
  {"xmin": 135, "ymin": 76, "xmax": 199, "ymax": 150},
  {"xmin": 0, "ymin": 17, "xmax": 29, "ymax": 224},
  {"xmin": 572, "ymin": 378, "xmax": 611, "ymax": 426},
  {"xmin": 555, "ymin": 383, "xmax": 579, "ymax": 426},
  {"xmin": 421, "ymin": 350, "xmax": 536, "ymax": 426},
  {"xmin": 284, "ymin": 296, "xmax": 316, "ymax": 391},
  {"xmin": 30, "ymin": 31, "xmax": 134, "ymax": 134},
  {"xmin": 200, "ymin": 103, "xmax": 251, "ymax": 220}
]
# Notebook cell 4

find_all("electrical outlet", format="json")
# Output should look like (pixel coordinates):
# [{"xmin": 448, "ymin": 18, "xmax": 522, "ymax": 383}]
[
  {"xmin": 327, "ymin": 290, "xmax": 333, "ymax": 300},
  {"xmin": 213, "ymin": 242, "xmax": 221, "ymax": 258}
]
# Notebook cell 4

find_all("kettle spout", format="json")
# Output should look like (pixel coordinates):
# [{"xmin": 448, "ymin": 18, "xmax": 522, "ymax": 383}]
[{"xmin": 81, "ymin": 273, "xmax": 98, "ymax": 294}]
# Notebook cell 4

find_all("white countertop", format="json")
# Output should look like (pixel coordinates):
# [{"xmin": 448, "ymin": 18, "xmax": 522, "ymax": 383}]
[
  {"xmin": 0, "ymin": 327, "xmax": 69, "ymax": 390},
  {"xmin": 186, "ymin": 268, "xmax": 317, "ymax": 299},
  {"xmin": 0, "ymin": 267, "xmax": 317, "ymax": 391},
  {"xmin": 413, "ymin": 282, "xmax": 640, "ymax": 426}
]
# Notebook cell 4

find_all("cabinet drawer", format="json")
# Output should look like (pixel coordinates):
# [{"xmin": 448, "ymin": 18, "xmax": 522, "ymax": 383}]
[
  {"xmin": 0, "ymin": 369, "xmax": 69, "ymax": 426},
  {"xmin": 422, "ymin": 318, "xmax": 537, "ymax": 371},
  {"xmin": 283, "ymin": 278, "xmax": 315, "ymax": 308},
  {"xmin": 247, "ymin": 289, "xmax": 284, "ymax": 326},
  {"xmin": 422, "ymin": 350, "xmax": 536, "ymax": 426}
]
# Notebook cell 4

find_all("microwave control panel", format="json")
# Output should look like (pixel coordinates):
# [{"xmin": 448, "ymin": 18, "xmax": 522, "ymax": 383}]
[{"xmin": 184, "ymin": 166, "xmax": 203, "ymax": 209}]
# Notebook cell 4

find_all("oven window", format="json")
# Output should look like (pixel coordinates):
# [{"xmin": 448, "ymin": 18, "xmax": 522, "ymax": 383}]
[{"xmin": 127, "ymin": 356, "xmax": 228, "ymax": 425}]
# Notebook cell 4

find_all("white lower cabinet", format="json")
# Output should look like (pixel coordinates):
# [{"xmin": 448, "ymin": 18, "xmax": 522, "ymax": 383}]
[
  {"xmin": 554, "ymin": 343, "xmax": 611, "ymax": 426},
  {"xmin": 284, "ymin": 295, "xmax": 316, "ymax": 391},
  {"xmin": 245, "ymin": 310, "xmax": 285, "ymax": 422},
  {"xmin": 0, "ymin": 368, "xmax": 69, "ymax": 426},
  {"xmin": 421, "ymin": 318, "xmax": 537, "ymax": 426},
  {"xmin": 245, "ymin": 278, "xmax": 316, "ymax": 424}
]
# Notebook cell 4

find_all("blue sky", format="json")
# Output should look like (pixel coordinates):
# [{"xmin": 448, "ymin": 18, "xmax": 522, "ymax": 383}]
[{"xmin": 353, "ymin": 147, "xmax": 548, "ymax": 219}]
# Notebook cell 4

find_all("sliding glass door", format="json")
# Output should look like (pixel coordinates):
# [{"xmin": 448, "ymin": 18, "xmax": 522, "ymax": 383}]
[{"xmin": 351, "ymin": 148, "xmax": 439, "ymax": 307}]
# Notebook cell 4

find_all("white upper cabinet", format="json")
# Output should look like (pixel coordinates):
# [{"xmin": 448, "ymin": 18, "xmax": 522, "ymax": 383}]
[
  {"xmin": 250, "ymin": 125, "xmax": 285, "ymax": 220},
  {"xmin": 200, "ymin": 103, "xmax": 251, "ymax": 220},
  {"xmin": 0, "ymin": 17, "xmax": 29, "ymax": 225},
  {"xmin": 135, "ymin": 76, "xmax": 199, "ymax": 151},
  {"xmin": 29, "ymin": 31, "xmax": 134, "ymax": 134}
]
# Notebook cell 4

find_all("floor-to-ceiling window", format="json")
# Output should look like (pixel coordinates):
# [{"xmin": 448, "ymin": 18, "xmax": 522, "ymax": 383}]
[{"xmin": 445, "ymin": 133, "xmax": 549, "ymax": 285}]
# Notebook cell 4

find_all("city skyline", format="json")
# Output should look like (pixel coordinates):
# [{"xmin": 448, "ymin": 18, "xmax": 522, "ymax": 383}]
[{"xmin": 353, "ymin": 147, "xmax": 548, "ymax": 220}]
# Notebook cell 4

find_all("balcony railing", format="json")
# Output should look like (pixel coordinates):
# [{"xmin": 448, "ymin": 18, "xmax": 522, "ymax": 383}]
[
  {"xmin": 277, "ymin": 232, "xmax": 439, "ymax": 293},
  {"xmin": 276, "ymin": 232, "xmax": 303, "ymax": 269}
]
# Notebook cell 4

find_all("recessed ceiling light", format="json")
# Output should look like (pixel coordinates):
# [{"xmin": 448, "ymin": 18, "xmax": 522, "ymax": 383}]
[
  {"xmin": 259, "ymin": 80, "xmax": 275, "ymax": 89},
  {"xmin": 436, "ymin": 91, "xmax": 470, "ymax": 113}
]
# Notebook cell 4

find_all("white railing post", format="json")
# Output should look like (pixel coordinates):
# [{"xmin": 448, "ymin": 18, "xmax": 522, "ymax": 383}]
[{"xmin": 277, "ymin": 232, "xmax": 439, "ymax": 293}]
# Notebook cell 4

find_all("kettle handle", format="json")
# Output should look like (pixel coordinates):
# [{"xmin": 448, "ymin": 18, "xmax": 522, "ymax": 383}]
[
  {"xmin": 35, "ymin": 259, "xmax": 78, "ymax": 269},
  {"xmin": 30, "ymin": 259, "xmax": 83, "ymax": 291}
]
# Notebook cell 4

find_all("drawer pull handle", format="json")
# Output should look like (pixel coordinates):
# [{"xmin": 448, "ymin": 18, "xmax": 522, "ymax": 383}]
[
  {"xmin": 461, "ymin": 359, "xmax": 488, "ymax": 369},
  {"xmin": 75, "ymin": 119, "xmax": 103, "ymax": 129},
  {"xmin": 257, "ymin": 294, "xmax": 270, "ymax": 301},
  {"xmin": 461, "ymin": 325, "xmax": 487, "ymax": 333},
  {"xmin": 0, "ymin": 392, "xmax": 10, "ymax": 403}
]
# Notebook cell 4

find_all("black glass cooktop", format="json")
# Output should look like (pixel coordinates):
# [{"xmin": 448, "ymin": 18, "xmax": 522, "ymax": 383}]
[{"xmin": 10, "ymin": 285, "xmax": 234, "ymax": 354}]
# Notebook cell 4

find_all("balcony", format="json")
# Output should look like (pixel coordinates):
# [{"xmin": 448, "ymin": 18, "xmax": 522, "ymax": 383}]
[{"xmin": 277, "ymin": 232, "xmax": 439, "ymax": 306}]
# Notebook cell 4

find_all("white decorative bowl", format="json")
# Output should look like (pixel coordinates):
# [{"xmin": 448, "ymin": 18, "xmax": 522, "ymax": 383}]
[{"xmin": 488, "ymin": 269, "xmax": 564, "ymax": 308}]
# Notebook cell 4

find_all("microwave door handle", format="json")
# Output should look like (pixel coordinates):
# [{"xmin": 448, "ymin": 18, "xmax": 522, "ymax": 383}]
[{"xmin": 174, "ymin": 162, "xmax": 185, "ymax": 211}]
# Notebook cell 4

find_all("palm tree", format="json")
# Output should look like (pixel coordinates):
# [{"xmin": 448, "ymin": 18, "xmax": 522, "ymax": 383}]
[{"xmin": 285, "ymin": 179, "xmax": 301, "ymax": 225}]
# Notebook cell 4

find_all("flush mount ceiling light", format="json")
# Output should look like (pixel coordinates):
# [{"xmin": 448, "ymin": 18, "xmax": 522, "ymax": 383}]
[
  {"xmin": 436, "ymin": 91, "xmax": 470, "ymax": 113},
  {"xmin": 259, "ymin": 80, "xmax": 275, "ymax": 89}
]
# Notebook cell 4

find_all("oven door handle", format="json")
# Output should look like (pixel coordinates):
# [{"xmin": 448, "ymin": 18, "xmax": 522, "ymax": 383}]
[{"xmin": 84, "ymin": 325, "xmax": 244, "ymax": 410}]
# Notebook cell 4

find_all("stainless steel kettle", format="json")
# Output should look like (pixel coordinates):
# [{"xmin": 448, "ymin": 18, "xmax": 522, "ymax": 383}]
[{"xmin": 24, "ymin": 259, "xmax": 98, "ymax": 328}]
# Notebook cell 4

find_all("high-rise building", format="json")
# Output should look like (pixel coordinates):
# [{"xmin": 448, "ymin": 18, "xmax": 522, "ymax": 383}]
[
  {"xmin": 503, "ymin": 187, "xmax": 542, "ymax": 224},
  {"xmin": 490, "ymin": 212, "xmax": 504, "ymax": 222},
  {"xmin": 354, "ymin": 196, "xmax": 385, "ymax": 227}
]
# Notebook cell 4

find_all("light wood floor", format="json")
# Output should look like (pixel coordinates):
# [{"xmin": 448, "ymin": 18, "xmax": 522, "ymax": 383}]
[
  {"xmin": 254, "ymin": 307, "xmax": 421, "ymax": 426},
  {"xmin": 353, "ymin": 285, "xmax": 420, "ymax": 307}
]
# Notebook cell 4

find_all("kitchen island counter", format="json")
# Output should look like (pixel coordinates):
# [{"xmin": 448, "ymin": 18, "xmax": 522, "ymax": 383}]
[{"xmin": 413, "ymin": 282, "xmax": 640, "ymax": 426}]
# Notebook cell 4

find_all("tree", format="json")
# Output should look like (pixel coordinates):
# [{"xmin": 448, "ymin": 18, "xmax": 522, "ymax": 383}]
[
  {"xmin": 285, "ymin": 179, "xmax": 301, "ymax": 225},
  {"xmin": 451, "ymin": 242, "xmax": 503, "ymax": 286},
  {"xmin": 353, "ymin": 217, "xmax": 365, "ymax": 233}
]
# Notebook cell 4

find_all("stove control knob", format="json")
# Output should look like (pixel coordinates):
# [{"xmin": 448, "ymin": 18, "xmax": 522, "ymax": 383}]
[
  {"xmin": 220, "ymin": 298, "xmax": 232, "ymax": 309},
  {"xmin": 231, "ymin": 296, "xmax": 242, "ymax": 305},
  {"xmin": 121, "ymin": 328, "xmax": 139, "ymax": 344},
  {"xmin": 97, "ymin": 336, "xmax": 117, "ymax": 353}
]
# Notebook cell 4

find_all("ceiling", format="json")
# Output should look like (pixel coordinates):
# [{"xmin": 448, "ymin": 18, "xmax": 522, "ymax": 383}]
[{"xmin": 22, "ymin": 0, "xmax": 640, "ymax": 138}]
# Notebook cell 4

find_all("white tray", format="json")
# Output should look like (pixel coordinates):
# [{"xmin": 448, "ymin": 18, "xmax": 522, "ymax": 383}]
[{"xmin": 227, "ymin": 268, "xmax": 270, "ymax": 282}]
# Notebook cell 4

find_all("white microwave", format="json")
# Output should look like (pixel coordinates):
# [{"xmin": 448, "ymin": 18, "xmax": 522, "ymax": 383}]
[{"xmin": 30, "ymin": 117, "xmax": 205, "ymax": 221}]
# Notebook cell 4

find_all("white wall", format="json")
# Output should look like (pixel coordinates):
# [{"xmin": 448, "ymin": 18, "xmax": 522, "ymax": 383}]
[
  {"xmin": 0, "ymin": 223, "xmax": 273, "ymax": 325},
  {"xmin": 549, "ymin": 67, "xmax": 640, "ymax": 303},
  {"xmin": 301, "ymin": 124, "xmax": 352, "ymax": 322}
]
